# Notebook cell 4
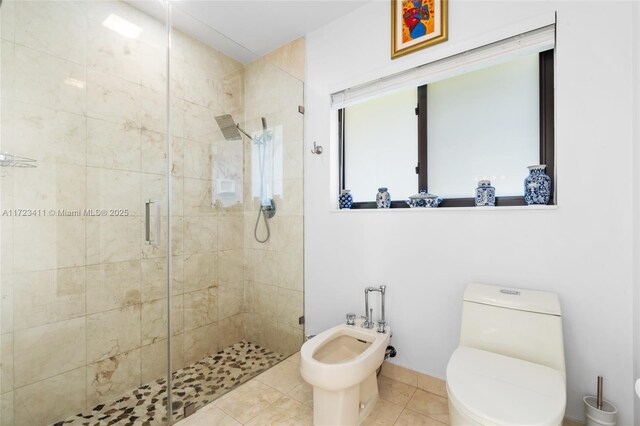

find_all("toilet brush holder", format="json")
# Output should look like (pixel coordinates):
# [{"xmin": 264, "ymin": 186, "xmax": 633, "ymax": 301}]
[{"xmin": 584, "ymin": 396, "xmax": 618, "ymax": 426}]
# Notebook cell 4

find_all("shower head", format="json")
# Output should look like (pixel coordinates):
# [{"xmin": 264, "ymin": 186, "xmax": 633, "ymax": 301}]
[{"xmin": 215, "ymin": 114, "xmax": 242, "ymax": 141}]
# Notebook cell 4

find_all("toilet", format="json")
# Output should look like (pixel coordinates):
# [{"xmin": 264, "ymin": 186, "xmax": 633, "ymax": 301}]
[
  {"xmin": 300, "ymin": 318, "xmax": 390, "ymax": 426},
  {"xmin": 446, "ymin": 283, "xmax": 567, "ymax": 426}
]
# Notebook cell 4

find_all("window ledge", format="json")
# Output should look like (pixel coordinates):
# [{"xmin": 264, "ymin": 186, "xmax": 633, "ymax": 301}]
[{"xmin": 331, "ymin": 205, "xmax": 558, "ymax": 213}]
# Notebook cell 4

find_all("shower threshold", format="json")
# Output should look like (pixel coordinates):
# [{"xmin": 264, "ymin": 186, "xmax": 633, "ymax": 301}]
[{"xmin": 52, "ymin": 341, "xmax": 283, "ymax": 426}]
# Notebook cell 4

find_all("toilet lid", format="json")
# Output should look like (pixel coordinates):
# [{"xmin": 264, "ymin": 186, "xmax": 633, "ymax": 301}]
[{"xmin": 447, "ymin": 346, "xmax": 566, "ymax": 426}]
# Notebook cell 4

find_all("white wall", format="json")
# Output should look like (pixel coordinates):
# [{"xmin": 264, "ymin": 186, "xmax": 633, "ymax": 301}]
[{"xmin": 304, "ymin": 1, "xmax": 636, "ymax": 423}]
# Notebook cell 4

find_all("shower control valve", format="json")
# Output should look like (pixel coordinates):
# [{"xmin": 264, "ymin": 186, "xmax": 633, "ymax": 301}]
[{"xmin": 346, "ymin": 313, "xmax": 356, "ymax": 326}]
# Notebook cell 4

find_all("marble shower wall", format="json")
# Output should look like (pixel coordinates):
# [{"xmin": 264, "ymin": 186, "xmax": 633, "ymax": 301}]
[
  {"xmin": 0, "ymin": 2, "xmax": 245, "ymax": 425},
  {"xmin": 242, "ymin": 38, "xmax": 305, "ymax": 358}
]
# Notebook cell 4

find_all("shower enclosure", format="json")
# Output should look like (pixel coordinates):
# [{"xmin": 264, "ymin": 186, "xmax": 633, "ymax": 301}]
[{"xmin": 0, "ymin": 1, "xmax": 304, "ymax": 425}]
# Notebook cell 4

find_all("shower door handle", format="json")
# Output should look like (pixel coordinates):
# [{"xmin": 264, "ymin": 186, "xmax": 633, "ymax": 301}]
[{"xmin": 145, "ymin": 199, "xmax": 161, "ymax": 246}]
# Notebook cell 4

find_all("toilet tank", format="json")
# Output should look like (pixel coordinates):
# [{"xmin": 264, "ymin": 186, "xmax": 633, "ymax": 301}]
[{"xmin": 459, "ymin": 283, "xmax": 565, "ymax": 375}]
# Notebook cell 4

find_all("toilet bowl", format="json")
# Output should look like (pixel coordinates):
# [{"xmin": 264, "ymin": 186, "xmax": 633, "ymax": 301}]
[
  {"xmin": 300, "ymin": 318, "xmax": 390, "ymax": 426},
  {"xmin": 446, "ymin": 283, "xmax": 567, "ymax": 426}
]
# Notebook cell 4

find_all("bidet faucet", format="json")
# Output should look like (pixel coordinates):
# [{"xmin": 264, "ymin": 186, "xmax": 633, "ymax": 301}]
[{"xmin": 363, "ymin": 285, "xmax": 387, "ymax": 333}]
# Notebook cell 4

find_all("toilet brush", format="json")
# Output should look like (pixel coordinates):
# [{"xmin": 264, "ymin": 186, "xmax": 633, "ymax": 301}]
[{"xmin": 584, "ymin": 376, "xmax": 617, "ymax": 426}]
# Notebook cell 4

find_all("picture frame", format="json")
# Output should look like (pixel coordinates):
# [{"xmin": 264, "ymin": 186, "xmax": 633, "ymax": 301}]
[{"xmin": 391, "ymin": 0, "xmax": 448, "ymax": 59}]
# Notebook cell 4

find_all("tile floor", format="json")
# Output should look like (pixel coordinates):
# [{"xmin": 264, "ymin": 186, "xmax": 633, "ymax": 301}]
[
  {"xmin": 52, "ymin": 342, "xmax": 283, "ymax": 426},
  {"xmin": 178, "ymin": 352, "xmax": 452, "ymax": 426}
]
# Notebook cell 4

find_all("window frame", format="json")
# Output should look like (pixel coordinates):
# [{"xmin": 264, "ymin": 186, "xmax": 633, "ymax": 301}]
[{"xmin": 339, "ymin": 49, "xmax": 555, "ymax": 209}]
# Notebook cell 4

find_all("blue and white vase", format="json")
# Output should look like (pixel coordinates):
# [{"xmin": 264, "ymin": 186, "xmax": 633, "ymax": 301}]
[
  {"xmin": 475, "ymin": 180, "xmax": 496, "ymax": 207},
  {"xmin": 339, "ymin": 189, "xmax": 353, "ymax": 209},
  {"xmin": 376, "ymin": 187, "xmax": 391, "ymax": 209},
  {"xmin": 524, "ymin": 165, "xmax": 551, "ymax": 205}
]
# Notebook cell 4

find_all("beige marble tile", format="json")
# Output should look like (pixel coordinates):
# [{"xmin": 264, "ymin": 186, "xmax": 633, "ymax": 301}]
[
  {"xmin": 141, "ymin": 132, "xmax": 184, "ymax": 177},
  {"xmin": 15, "ymin": 1, "xmax": 86, "ymax": 65},
  {"xmin": 182, "ymin": 100, "xmax": 217, "ymax": 144},
  {"xmin": 417, "ymin": 373, "xmax": 447, "ymax": 399},
  {"xmin": 87, "ymin": 167, "xmax": 142, "ymax": 215},
  {"xmin": 276, "ymin": 324, "xmax": 303, "ymax": 357},
  {"xmin": 182, "ymin": 404, "xmax": 240, "ymax": 426},
  {"xmin": 0, "ymin": 333, "xmax": 13, "ymax": 393},
  {"xmin": 218, "ymin": 250, "xmax": 244, "ymax": 284},
  {"xmin": 0, "ymin": 275, "xmax": 13, "ymax": 335},
  {"xmin": 87, "ymin": 70, "xmax": 140, "ymax": 127},
  {"xmin": 219, "ymin": 314, "xmax": 244, "ymax": 349},
  {"xmin": 0, "ymin": 0, "xmax": 15, "ymax": 42},
  {"xmin": 183, "ymin": 252, "xmax": 217, "ymax": 293},
  {"xmin": 13, "ymin": 317, "xmax": 85, "ymax": 388},
  {"xmin": 184, "ymin": 323, "xmax": 218, "ymax": 365},
  {"xmin": 277, "ymin": 288, "xmax": 303, "ymax": 329},
  {"xmin": 395, "ymin": 409, "xmax": 447, "ymax": 426},
  {"xmin": 141, "ymin": 255, "xmax": 183, "ymax": 302},
  {"xmin": 141, "ymin": 299, "xmax": 168, "ymax": 346},
  {"xmin": 13, "ymin": 267, "xmax": 85, "ymax": 330},
  {"xmin": 219, "ymin": 281, "xmax": 243, "ymax": 320},
  {"xmin": 214, "ymin": 379, "xmax": 283, "ymax": 424},
  {"xmin": 361, "ymin": 399, "xmax": 404, "ymax": 426},
  {"xmin": 140, "ymin": 334, "xmax": 184, "ymax": 384},
  {"xmin": 183, "ymin": 178, "xmax": 215, "ymax": 216},
  {"xmin": 279, "ymin": 179, "xmax": 303, "ymax": 216},
  {"xmin": 141, "ymin": 85, "xmax": 166, "ymax": 134},
  {"xmin": 12, "ymin": 160, "xmax": 85, "ymax": 211},
  {"xmin": 12, "ymin": 44, "xmax": 86, "ymax": 115},
  {"xmin": 87, "ymin": 16, "xmax": 141, "ymax": 85},
  {"xmin": 7, "ymin": 102, "xmax": 86, "ymax": 166},
  {"xmin": 184, "ymin": 287, "xmax": 218, "ymax": 331},
  {"xmin": 254, "ymin": 282, "xmax": 279, "ymax": 320},
  {"xmin": 286, "ymin": 380, "xmax": 312, "ymax": 407},
  {"xmin": 0, "ymin": 391, "xmax": 13, "ymax": 426},
  {"xmin": 276, "ymin": 216, "xmax": 303, "ymax": 254},
  {"xmin": 378, "ymin": 376, "xmax": 417, "ymax": 408},
  {"xmin": 184, "ymin": 216, "xmax": 217, "ymax": 255},
  {"xmin": 87, "ymin": 118, "xmax": 141, "ymax": 171},
  {"xmin": 218, "ymin": 216, "xmax": 243, "ymax": 251},
  {"xmin": 13, "ymin": 367, "xmax": 85, "ymax": 426},
  {"xmin": 0, "ymin": 41, "xmax": 14, "ymax": 103},
  {"xmin": 262, "ymin": 37, "xmax": 305, "ymax": 82},
  {"xmin": 283, "ymin": 138, "xmax": 303, "ymax": 180},
  {"xmin": 14, "ymin": 217, "xmax": 85, "ymax": 273},
  {"xmin": 278, "ymin": 251, "xmax": 304, "ymax": 291},
  {"xmin": 87, "ymin": 348, "xmax": 141, "ymax": 408},
  {"xmin": 286, "ymin": 351, "xmax": 301, "ymax": 366},
  {"xmin": 86, "ymin": 304, "xmax": 141, "ymax": 363},
  {"xmin": 254, "ymin": 250, "xmax": 280, "ymax": 286},
  {"xmin": 86, "ymin": 260, "xmax": 140, "ymax": 314},
  {"xmin": 86, "ymin": 216, "xmax": 141, "ymax": 265},
  {"xmin": 406, "ymin": 389, "xmax": 450, "ymax": 424},
  {"xmin": 183, "ymin": 139, "xmax": 212, "ymax": 180},
  {"xmin": 139, "ymin": 173, "xmax": 183, "ymax": 216},
  {"xmin": 255, "ymin": 359, "xmax": 303, "ymax": 394},
  {"xmin": 245, "ymin": 395, "xmax": 312, "ymax": 426},
  {"xmin": 381, "ymin": 362, "xmax": 418, "ymax": 387}
]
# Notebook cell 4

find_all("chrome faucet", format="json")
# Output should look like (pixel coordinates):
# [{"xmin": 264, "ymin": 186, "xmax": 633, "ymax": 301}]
[{"xmin": 363, "ymin": 285, "xmax": 387, "ymax": 333}]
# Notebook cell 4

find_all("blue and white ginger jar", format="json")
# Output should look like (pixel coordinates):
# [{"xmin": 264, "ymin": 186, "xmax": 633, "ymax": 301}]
[
  {"xmin": 524, "ymin": 165, "xmax": 551, "ymax": 205},
  {"xmin": 339, "ymin": 189, "xmax": 353, "ymax": 209},
  {"xmin": 475, "ymin": 180, "xmax": 496, "ymax": 207},
  {"xmin": 376, "ymin": 187, "xmax": 391, "ymax": 209}
]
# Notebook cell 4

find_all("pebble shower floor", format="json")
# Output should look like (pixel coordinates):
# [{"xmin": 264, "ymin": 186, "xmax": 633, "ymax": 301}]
[{"xmin": 51, "ymin": 342, "xmax": 283, "ymax": 426}]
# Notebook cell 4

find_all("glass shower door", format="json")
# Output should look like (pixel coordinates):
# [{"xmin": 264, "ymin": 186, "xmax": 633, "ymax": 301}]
[{"xmin": 0, "ymin": 1, "xmax": 172, "ymax": 425}]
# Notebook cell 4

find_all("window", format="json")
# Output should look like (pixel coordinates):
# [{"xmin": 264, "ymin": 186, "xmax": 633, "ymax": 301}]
[{"xmin": 338, "ymin": 49, "xmax": 555, "ymax": 208}]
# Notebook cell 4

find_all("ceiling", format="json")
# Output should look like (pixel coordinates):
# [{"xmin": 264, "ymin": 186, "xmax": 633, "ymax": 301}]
[{"xmin": 130, "ymin": 1, "xmax": 370, "ymax": 63}]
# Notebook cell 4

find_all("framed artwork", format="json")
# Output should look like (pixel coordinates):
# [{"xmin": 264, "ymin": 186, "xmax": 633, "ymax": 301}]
[{"xmin": 391, "ymin": 0, "xmax": 448, "ymax": 59}]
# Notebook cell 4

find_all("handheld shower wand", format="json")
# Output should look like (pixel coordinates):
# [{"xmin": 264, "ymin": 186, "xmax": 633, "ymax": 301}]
[{"xmin": 214, "ymin": 114, "xmax": 275, "ymax": 243}]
